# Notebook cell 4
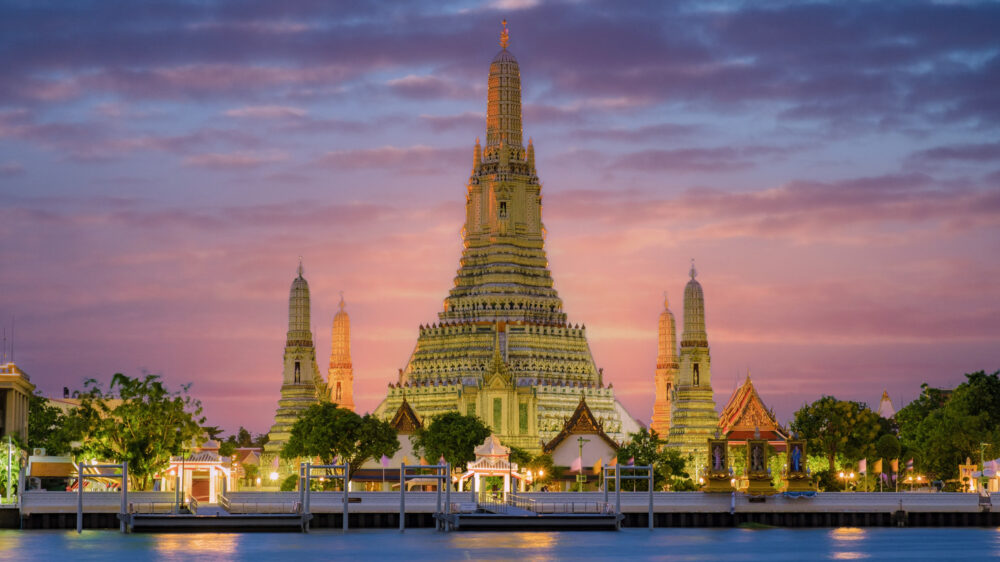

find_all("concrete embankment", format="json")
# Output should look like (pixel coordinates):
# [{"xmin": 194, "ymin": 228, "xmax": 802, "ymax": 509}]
[{"xmin": 12, "ymin": 491, "xmax": 1000, "ymax": 530}]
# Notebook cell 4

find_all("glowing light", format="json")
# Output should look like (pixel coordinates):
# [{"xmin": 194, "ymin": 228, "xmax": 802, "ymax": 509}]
[{"xmin": 269, "ymin": 471, "xmax": 279, "ymax": 481}]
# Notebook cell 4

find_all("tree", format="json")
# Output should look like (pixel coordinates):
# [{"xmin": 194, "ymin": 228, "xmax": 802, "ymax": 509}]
[
  {"xmin": 66, "ymin": 373, "xmax": 206, "ymax": 491},
  {"xmin": 790, "ymin": 396, "xmax": 881, "ymax": 472},
  {"xmin": 875, "ymin": 434, "xmax": 901, "ymax": 467},
  {"xmin": 411, "ymin": 412, "xmax": 491, "ymax": 470},
  {"xmin": 281, "ymin": 403, "xmax": 399, "ymax": 479},
  {"xmin": 896, "ymin": 371, "xmax": 1000, "ymax": 479},
  {"xmin": 615, "ymin": 428, "xmax": 690, "ymax": 490},
  {"xmin": 28, "ymin": 392, "xmax": 71, "ymax": 455}
]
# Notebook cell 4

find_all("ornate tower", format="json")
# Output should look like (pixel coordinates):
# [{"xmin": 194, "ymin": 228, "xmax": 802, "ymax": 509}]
[
  {"xmin": 265, "ymin": 261, "xmax": 327, "ymax": 455},
  {"xmin": 650, "ymin": 293, "xmax": 677, "ymax": 438},
  {"xmin": 667, "ymin": 260, "xmax": 719, "ymax": 463},
  {"xmin": 374, "ymin": 22, "xmax": 638, "ymax": 452},
  {"xmin": 328, "ymin": 293, "xmax": 354, "ymax": 411}
]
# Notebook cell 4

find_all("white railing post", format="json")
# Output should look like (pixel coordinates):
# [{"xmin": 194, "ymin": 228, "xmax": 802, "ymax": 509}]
[
  {"xmin": 648, "ymin": 466, "xmax": 653, "ymax": 530},
  {"xmin": 304, "ymin": 461, "xmax": 311, "ymax": 533},
  {"xmin": 76, "ymin": 460, "xmax": 83, "ymax": 534},
  {"xmin": 445, "ymin": 462, "xmax": 452, "ymax": 530},
  {"xmin": 343, "ymin": 462, "xmax": 349, "ymax": 531},
  {"xmin": 121, "ymin": 461, "xmax": 128, "ymax": 533},
  {"xmin": 604, "ymin": 468, "xmax": 609, "ymax": 504},
  {"xmin": 615, "ymin": 465, "xmax": 621, "ymax": 519},
  {"xmin": 399, "ymin": 463, "xmax": 405, "ymax": 532},
  {"xmin": 298, "ymin": 463, "xmax": 305, "ymax": 514}
]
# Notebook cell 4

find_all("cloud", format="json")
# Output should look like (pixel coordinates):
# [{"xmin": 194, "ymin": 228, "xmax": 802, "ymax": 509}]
[
  {"xmin": 612, "ymin": 145, "xmax": 794, "ymax": 173},
  {"xmin": 0, "ymin": 162, "xmax": 24, "ymax": 176},
  {"xmin": 420, "ymin": 112, "xmax": 484, "ymax": 133},
  {"xmin": 908, "ymin": 142, "xmax": 1000, "ymax": 163},
  {"xmin": 385, "ymin": 75, "xmax": 477, "ymax": 100},
  {"xmin": 225, "ymin": 105, "xmax": 307, "ymax": 119},
  {"xmin": 182, "ymin": 150, "xmax": 288, "ymax": 169},
  {"xmin": 570, "ymin": 123, "xmax": 703, "ymax": 143},
  {"xmin": 316, "ymin": 145, "xmax": 466, "ymax": 172}
]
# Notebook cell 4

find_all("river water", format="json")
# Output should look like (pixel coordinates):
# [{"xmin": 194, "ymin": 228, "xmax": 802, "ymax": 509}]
[{"xmin": 0, "ymin": 527, "xmax": 997, "ymax": 560}]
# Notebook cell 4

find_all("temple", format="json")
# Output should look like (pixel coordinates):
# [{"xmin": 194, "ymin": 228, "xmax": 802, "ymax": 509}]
[
  {"xmin": 650, "ymin": 294, "xmax": 677, "ymax": 438},
  {"xmin": 877, "ymin": 390, "xmax": 895, "ymax": 418},
  {"xmin": 718, "ymin": 375, "xmax": 788, "ymax": 447},
  {"xmin": 329, "ymin": 293, "xmax": 354, "ymax": 411},
  {"xmin": 264, "ymin": 261, "xmax": 328, "ymax": 457},
  {"xmin": 373, "ymin": 22, "xmax": 639, "ymax": 452},
  {"xmin": 666, "ymin": 262, "xmax": 719, "ymax": 462}
]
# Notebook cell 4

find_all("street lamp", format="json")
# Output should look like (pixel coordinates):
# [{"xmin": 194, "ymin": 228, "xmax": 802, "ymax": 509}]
[{"xmin": 838, "ymin": 471, "xmax": 855, "ymax": 492}]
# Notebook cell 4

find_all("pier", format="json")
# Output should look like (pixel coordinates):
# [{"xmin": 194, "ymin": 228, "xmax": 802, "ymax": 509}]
[{"xmin": 15, "ymin": 490, "xmax": 999, "ymax": 531}]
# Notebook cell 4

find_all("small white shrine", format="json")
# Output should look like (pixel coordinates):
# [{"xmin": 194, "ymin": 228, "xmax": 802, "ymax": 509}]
[
  {"xmin": 456, "ymin": 435, "xmax": 532, "ymax": 493},
  {"xmin": 158, "ymin": 440, "xmax": 233, "ymax": 504}
]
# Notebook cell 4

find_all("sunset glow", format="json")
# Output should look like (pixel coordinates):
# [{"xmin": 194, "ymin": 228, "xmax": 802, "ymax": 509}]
[{"xmin": 2, "ymin": 1, "xmax": 998, "ymax": 433}]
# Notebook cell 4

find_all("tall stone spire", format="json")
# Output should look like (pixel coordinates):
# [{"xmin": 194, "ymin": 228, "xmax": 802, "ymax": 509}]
[
  {"xmin": 486, "ymin": 19, "xmax": 522, "ymax": 149},
  {"xmin": 266, "ymin": 261, "xmax": 327, "ymax": 458},
  {"xmin": 374, "ymin": 25, "xmax": 640, "ymax": 452},
  {"xmin": 668, "ymin": 261, "xmax": 718, "ymax": 469},
  {"xmin": 329, "ymin": 292, "xmax": 354, "ymax": 411},
  {"xmin": 681, "ymin": 260, "xmax": 707, "ymax": 348},
  {"xmin": 651, "ymin": 293, "xmax": 678, "ymax": 437},
  {"xmin": 287, "ymin": 258, "xmax": 312, "ymax": 348}
]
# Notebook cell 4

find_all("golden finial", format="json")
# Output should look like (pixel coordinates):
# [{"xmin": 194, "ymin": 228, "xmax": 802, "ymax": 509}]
[{"xmin": 500, "ymin": 19, "xmax": 509, "ymax": 49}]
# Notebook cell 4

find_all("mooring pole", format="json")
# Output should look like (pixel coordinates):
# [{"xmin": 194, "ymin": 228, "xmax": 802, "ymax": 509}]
[
  {"xmin": 604, "ymin": 468, "xmax": 609, "ymax": 504},
  {"xmin": 76, "ymin": 459, "xmax": 83, "ymax": 534},
  {"xmin": 120, "ymin": 462, "xmax": 128, "ymax": 533},
  {"xmin": 304, "ymin": 462, "xmax": 311, "ymax": 533},
  {"xmin": 343, "ymin": 462, "xmax": 349, "ymax": 531},
  {"xmin": 446, "ymin": 463, "xmax": 452, "ymax": 531},
  {"xmin": 648, "ymin": 467, "xmax": 654, "ymax": 530},
  {"xmin": 399, "ymin": 463, "xmax": 406, "ymax": 532},
  {"xmin": 615, "ymin": 465, "xmax": 621, "ymax": 514},
  {"xmin": 436, "ymin": 467, "xmax": 442, "ymax": 530}
]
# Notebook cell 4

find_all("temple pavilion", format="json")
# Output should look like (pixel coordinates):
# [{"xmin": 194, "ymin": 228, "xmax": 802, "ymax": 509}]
[
  {"xmin": 372, "ymin": 22, "xmax": 639, "ymax": 452},
  {"xmin": 718, "ymin": 375, "xmax": 788, "ymax": 449}
]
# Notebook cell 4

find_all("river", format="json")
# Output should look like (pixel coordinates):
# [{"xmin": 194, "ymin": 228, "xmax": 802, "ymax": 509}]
[{"xmin": 0, "ymin": 527, "xmax": 997, "ymax": 560}]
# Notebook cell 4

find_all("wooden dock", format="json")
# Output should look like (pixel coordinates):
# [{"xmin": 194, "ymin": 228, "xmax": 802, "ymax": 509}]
[{"xmin": 14, "ymin": 490, "xmax": 1000, "ymax": 531}]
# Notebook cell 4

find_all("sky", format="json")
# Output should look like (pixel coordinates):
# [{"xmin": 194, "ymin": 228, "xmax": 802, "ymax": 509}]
[{"xmin": 1, "ymin": 0, "xmax": 998, "ymax": 435}]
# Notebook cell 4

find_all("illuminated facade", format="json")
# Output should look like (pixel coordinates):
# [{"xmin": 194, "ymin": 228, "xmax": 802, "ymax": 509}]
[
  {"xmin": 667, "ymin": 262, "xmax": 719, "ymax": 462},
  {"xmin": 650, "ymin": 295, "xmax": 678, "ymax": 438},
  {"xmin": 264, "ymin": 261, "xmax": 328, "ymax": 456},
  {"xmin": 329, "ymin": 293, "xmax": 354, "ymax": 411},
  {"xmin": 373, "ymin": 23, "xmax": 639, "ymax": 453}
]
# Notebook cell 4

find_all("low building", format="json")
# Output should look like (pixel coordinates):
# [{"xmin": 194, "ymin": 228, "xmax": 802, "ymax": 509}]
[
  {"xmin": 0, "ymin": 362, "xmax": 34, "ymax": 441},
  {"xmin": 543, "ymin": 397, "xmax": 620, "ymax": 491}
]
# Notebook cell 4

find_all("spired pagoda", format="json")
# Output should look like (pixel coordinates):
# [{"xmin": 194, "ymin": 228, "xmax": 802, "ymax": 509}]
[
  {"xmin": 666, "ymin": 262, "xmax": 719, "ymax": 463},
  {"xmin": 650, "ymin": 294, "xmax": 678, "ymax": 438},
  {"xmin": 328, "ymin": 293, "xmax": 354, "ymax": 411},
  {"xmin": 718, "ymin": 374, "xmax": 788, "ymax": 447},
  {"xmin": 264, "ymin": 261, "xmax": 329, "ymax": 457},
  {"xmin": 373, "ymin": 22, "xmax": 639, "ymax": 453}
]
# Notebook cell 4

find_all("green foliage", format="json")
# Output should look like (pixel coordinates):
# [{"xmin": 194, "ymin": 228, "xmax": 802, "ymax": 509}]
[
  {"xmin": 875, "ymin": 434, "xmax": 901, "ymax": 465},
  {"xmin": 218, "ymin": 441, "xmax": 236, "ymax": 458},
  {"xmin": 0, "ymin": 440, "xmax": 23, "ymax": 499},
  {"xmin": 28, "ymin": 392, "xmax": 71, "ymax": 456},
  {"xmin": 280, "ymin": 473, "xmax": 298, "ymax": 492},
  {"xmin": 525, "ymin": 453, "xmax": 557, "ymax": 486},
  {"xmin": 895, "ymin": 371, "xmax": 1000, "ymax": 480},
  {"xmin": 411, "ymin": 412, "xmax": 492, "ymax": 470},
  {"xmin": 790, "ymin": 396, "xmax": 881, "ymax": 471},
  {"xmin": 615, "ymin": 428, "xmax": 690, "ymax": 490},
  {"xmin": 281, "ymin": 403, "xmax": 399, "ymax": 479},
  {"xmin": 503, "ymin": 443, "xmax": 533, "ymax": 467},
  {"xmin": 65, "ymin": 373, "xmax": 205, "ymax": 490},
  {"xmin": 812, "ymin": 469, "xmax": 841, "ymax": 492}
]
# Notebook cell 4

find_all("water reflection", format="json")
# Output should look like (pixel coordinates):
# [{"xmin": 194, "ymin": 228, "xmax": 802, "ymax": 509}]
[
  {"xmin": 831, "ymin": 527, "xmax": 866, "ymax": 541},
  {"xmin": 830, "ymin": 527, "xmax": 869, "ymax": 560},
  {"xmin": 154, "ymin": 532, "xmax": 238, "ymax": 559},
  {"xmin": 449, "ymin": 531, "xmax": 557, "ymax": 551}
]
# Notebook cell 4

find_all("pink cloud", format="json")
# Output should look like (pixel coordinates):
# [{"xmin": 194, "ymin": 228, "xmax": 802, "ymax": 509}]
[
  {"xmin": 182, "ymin": 150, "xmax": 288, "ymax": 169},
  {"xmin": 225, "ymin": 105, "xmax": 307, "ymax": 119}
]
